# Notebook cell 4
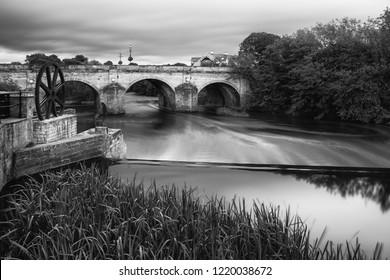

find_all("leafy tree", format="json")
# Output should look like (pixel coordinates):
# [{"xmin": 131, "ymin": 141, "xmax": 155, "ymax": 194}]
[
  {"xmin": 62, "ymin": 58, "xmax": 79, "ymax": 66},
  {"xmin": 283, "ymin": 30, "xmax": 331, "ymax": 118},
  {"xmin": 10, "ymin": 62, "xmax": 22, "ymax": 65},
  {"xmin": 234, "ymin": 32, "xmax": 281, "ymax": 111},
  {"xmin": 239, "ymin": 32, "xmax": 280, "ymax": 61},
  {"xmin": 312, "ymin": 18, "xmax": 365, "ymax": 47},
  {"xmin": 367, "ymin": 8, "xmax": 390, "ymax": 113},
  {"xmin": 48, "ymin": 54, "xmax": 62, "ymax": 65},
  {"xmin": 62, "ymin": 55, "xmax": 89, "ymax": 66},
  {"xmin": 89, "ymin": 60, "xmax": 101, "ymax": 65},
  {"xmin": 376, "ymin": 8, "xmax": 390, "ymax": 69},
  {"xmin": 74, "ymin": 55, "xmax": 88, "ymax": 64},
  {"xmin": 25, "ymin": 53, "xmax": 48, "ymax": 68},
  {"xmin": 103, "ymin": 61, "xmax": 113, "ymax": 66},
  {"xmin": 311, "ymin": 17, "xmax": 390, "ymax": 122},
  {"xmin": 173, "ymin": 62, "xmax": 187, "ymax": 66},
  {"xmin": 235, "ymin": 8, "xmax": 390, "ymax": 123},
  {"xmin": 237, "ymin": 30, "xmax": 320, "ymax": 113},
  {"xmin": 331, "ymin": 66, "xmax": 390, "ymax": 123},
  {"xmin": 25, "ymin": 53, "xmax": 61, "ymax": 68}
]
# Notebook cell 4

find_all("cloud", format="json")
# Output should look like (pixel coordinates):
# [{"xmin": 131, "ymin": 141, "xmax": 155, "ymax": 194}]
[{"xmin": 0, "ymin": 0, "xmax": 388, "ymax": 64}]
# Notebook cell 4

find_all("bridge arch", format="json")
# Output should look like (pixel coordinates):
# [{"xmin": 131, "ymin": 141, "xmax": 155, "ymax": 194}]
[
  {"xmin": 125, "ymin": 77, "xmax": 176, "ymax": 110},
  {"xmin": 197, "ymin": 81, "xmax": 240, "ymax": 108},
  {"xmin": 66, "ymin": 79, "xmax": 100, "ymax": 95},
  {"xmin": 63, "ymin": 80, "xmax": 102, "ymax": 132},
  {"xmin": 64, "ymin": 80, "xmax": 100, "ymax": 107}
]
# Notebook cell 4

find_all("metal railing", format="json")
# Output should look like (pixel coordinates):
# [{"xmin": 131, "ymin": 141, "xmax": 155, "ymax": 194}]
[{"xmin": 0, "ymin": 90, "xmax": 23, "ymax": 124}]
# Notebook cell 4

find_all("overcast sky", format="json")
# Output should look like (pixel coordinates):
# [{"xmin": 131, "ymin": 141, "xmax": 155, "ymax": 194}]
[{"xmin": 0, "ymin": 0, "xmax": 388, "ymax": 65}]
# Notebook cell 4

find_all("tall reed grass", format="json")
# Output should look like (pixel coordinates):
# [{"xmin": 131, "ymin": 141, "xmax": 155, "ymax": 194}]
[{"xmin": 0, "ymin": 165, "xmax": 383, "ymax": 260}]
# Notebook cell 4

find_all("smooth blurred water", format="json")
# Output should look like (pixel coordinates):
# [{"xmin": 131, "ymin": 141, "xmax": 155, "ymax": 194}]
[
  {"xmin": 102, "ymin": 95, "xmax": 390, "ymax": 167},
  {"xmin": 79, "ymin": 95, "xmax": 390, "ymax": 258}
]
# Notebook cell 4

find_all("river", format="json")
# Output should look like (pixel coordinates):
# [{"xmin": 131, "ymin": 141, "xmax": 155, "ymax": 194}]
[{"xmin": 78, "ymin": 94, "xmax": 390, "ymax": 258}]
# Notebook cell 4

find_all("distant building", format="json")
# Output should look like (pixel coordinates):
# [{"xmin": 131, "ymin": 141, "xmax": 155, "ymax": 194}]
[{"xmin": 191, "ymin": 52, "xmax": 237, "ymax": 67}]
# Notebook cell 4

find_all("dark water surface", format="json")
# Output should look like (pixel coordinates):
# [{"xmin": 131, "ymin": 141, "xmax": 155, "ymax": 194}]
[{"xmin": 81, "ymin": 95, "xmax": 390, "ymax": 258}]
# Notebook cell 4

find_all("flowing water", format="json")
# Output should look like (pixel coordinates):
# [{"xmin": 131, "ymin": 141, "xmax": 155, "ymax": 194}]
[{"xmin": 79, "ymin": 94, "xmax": 390, "ymax": 258}]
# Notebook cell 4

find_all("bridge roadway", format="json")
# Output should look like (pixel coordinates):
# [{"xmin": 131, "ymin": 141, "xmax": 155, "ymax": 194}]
[{"xmin": 0, "ymin": 65, "xmax": 250, "ymax": 114}]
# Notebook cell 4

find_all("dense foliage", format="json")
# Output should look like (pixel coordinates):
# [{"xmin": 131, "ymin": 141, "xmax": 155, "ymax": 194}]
[
  {"xmin": 0, "ymin": 166, "xmax": 382, "ymax": 260},
  {"xmin": 25, "ymin": 54, "xmax": 100, "ymax": 68},
  {"xmin": 236, "ymin": 8, "xmax": 390, "ymax": 124},
  {"xmin": 24, "ymin": 53, "xmax": 62, "ymax": 68}
]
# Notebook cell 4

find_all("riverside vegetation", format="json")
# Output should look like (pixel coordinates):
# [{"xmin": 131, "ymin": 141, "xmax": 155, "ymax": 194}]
[
  {"xmin": 0, "ymin": 165, "xmax": 384, "ymax": 260},
  {"xmin": 235, "ymin": 8, "xmax": 390, "ymax": 124}
]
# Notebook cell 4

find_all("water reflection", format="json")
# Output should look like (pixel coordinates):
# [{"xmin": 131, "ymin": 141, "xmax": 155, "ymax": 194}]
[
  {"xmin": 283, "ymin": 172, "xmax": 390, "ymax": 212},
  {"xmin": 108, "ymin": 160, "xmax": 390, "ymax": 258}
]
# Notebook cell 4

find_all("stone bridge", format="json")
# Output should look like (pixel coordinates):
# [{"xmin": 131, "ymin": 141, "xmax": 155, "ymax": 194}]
[{"xmin": 0, "ymin": 64, "xmax": 250, "ymax": 114}]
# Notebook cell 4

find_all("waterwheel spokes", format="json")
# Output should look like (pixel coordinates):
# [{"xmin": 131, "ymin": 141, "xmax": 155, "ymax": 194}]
[
  {"xmin": 39, "ymin": 94, "xmax": 49, "ymax": 108},
  {"xmin": 45, "ymin": 65, "xmax": 52, "ymax": 90},
  {"xmin": 54, "ymin": 82, "xmax": 65, "ymax": 94},
  {"xmin": 53, "ymin": 81, "xmax": 65, "ymax": 117},
  {"xmin": 52, "ymin": 65, "xmax": 59, "ymax": 89},
  {"xmin": 39, "ymin": 81, "xmax": 51, "ymax": 95},
  {"xmin": 34, "ymin": 62, "xmax": 66, "ymax": 120},
  {"xmin": 54, "ymin": 94, "xmax": 64, "ymax": 107}
]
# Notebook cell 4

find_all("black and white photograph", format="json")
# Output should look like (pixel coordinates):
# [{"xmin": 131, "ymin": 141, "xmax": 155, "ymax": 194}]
[{"xmin": 0, "ymin": 0, "xmax": 389, "ymax": 277}]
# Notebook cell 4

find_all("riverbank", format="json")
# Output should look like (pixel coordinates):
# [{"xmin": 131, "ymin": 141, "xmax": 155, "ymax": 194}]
[{"xmin": 0, "ymin": 165, "xmax": 384, "ymax": 260}]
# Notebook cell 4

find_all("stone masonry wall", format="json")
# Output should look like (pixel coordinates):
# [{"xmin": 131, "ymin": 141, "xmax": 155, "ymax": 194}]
[
  {"xmin": 98, "ymin": 127, "xmax": 127, "ymax": 160},
  {"xmin": 33, "ymin": 113, "xmax": 77, "ymax": 144},
  {"xmin": 14, "ymin": 127, "xmax": 126, "ymax": 178},
  {"xmin": 0, "ymin": 118, "xmax": 33, "ymax": 191},
  {"xmin": 14, "ymin": 132, "xmax": 105, "ymax": 178},
  {"xmin": 175, "ymin": 83, "xmax": 198, "ymax": 111}
]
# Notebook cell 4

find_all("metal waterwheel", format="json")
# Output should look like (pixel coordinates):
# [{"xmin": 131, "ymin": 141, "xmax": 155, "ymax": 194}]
[{"xmin": 35, "ymin": 62, "xmax": 66, "ymax": 120}]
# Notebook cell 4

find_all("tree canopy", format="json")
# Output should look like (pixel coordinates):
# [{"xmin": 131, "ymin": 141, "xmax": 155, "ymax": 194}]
[
  {"xmin": 88, "ymin": 60, "xmax": 101, "ymax": 65},
  {"xmin": 239, "ymin": 32, "xmax": 280, "ymax": 61},
  {"xmin": 25, "ymin": 53, "xmax": 61, "ymax": 68},
  {"xmin": 24, "ymin": 53, "xmax": 90, "ymax": 67},
  {"xmin": 235, "ymin": 8, "xmax": 390, "ymax": 124}
]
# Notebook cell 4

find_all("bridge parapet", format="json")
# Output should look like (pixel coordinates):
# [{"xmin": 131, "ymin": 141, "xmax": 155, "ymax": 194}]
[{"xmin": 0, "ymin": 64, "xmax": 238, "ymax": 74}]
